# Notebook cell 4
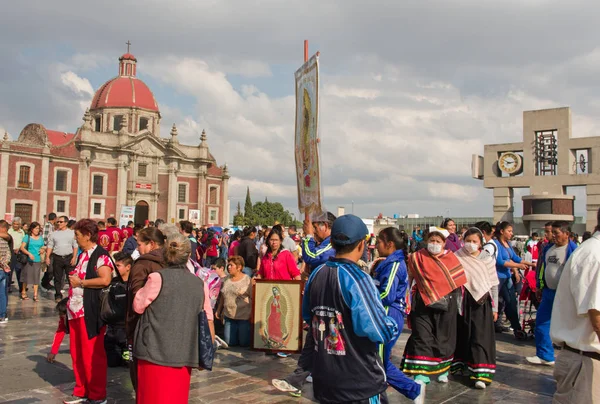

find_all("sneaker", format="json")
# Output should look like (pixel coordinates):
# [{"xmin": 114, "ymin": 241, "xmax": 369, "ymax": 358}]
[
  {"xmin": 474, "ymin": 381, "xmax": 486, "ymax": 389},
  {"xmin": 276, "ymin": 352, "xmax": 290, "ymax": 358},
  {"xmin": 526, "ymin": 355, "xmax": 555, "ymax": 366},
  {"xmin": 86, "ymin": 400, "xmax": 107, "ymax": 404},
  {"xmin": 305, "ymin": 375, "xmax": 313, "ymax": 383},
  {"xmin": 215, "ymin": 335, "xmax": 228, "ymax": 349},
  {"xmin": 414, "ymin": 380, "xmax": 426, "ymax": 404},
  {"xmin": 272, "ymin": 379, "xmax": 301, "ymax": 397},
  {"xmin": 414, "ymin": 374, "xmax": 430, "ymax": 384},
  {"xmin": 0, "ymin": 317, "xmax": 8, "ymax": 324},
  {"xmin": 437, "ymin": 373, "xmax": 449, "ymax": 383},
  {"xmin": 63, "ymin": 396, "xmax": 86, "ymax": 404}
]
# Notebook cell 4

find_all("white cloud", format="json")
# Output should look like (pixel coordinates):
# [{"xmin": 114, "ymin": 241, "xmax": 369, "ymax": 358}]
[{"xmin": 60, "ymin": 71, "xmax": 94, "ymax": 96}]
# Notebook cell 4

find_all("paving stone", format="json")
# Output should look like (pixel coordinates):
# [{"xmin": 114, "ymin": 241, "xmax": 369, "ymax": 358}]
[{"xmin": 0, "ymin": 291, "xmax": 557, "ymax": 403}]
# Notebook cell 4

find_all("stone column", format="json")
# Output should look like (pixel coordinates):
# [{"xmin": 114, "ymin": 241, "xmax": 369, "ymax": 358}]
[
  {"xmin": 0, "ymin": 141, "xmax": 10, "ymax": 215},
  {"xmin": 39, "ymin": 146, "xmax": 51, "ymax": 222},
  {"xmin": 77, "ymin": 150, "xmax": 91, "ymax": 219},
  {"xmin": 167, "ymin": 161, "xmax": 178, "ymax": 223},
  {"xmin": 586, "ymin": 184, "xmax": 600, "ymax": 232},
  {"xmin": 493, "ymin": 187, "xmax": 514, "ymax": 224},
  {"xmin": 116, "ymin": 155, "xmax": 129, "ymax": 212},
  {"xmin": 197, "ymin": 166, "xmax": 207, "ymax": 225}
]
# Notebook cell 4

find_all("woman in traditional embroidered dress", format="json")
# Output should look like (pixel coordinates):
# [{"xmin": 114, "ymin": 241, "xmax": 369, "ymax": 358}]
[
  {"xmin": 442, "ymin": 218, "xmax": 462, "ymax": 252},
  {"xmin": 402, "ymin": 231, "xmax": 467, "ymax": 385},
  {"xmin": 493, "ymin": 221, "xmax": 533, "ymax": 340},
  {"xmin": 452, "ymin": 228, "xmax": 499, "ymax": 390}
]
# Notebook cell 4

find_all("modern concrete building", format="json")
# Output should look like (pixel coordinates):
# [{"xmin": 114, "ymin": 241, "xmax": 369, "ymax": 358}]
[{"xmin": 472, "ymin": 107, "xmax": 600, "ymax": 233}]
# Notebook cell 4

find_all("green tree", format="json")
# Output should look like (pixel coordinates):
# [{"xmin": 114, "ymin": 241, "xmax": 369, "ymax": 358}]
[
  {"xmin": 244, "ymin": 187, "xmax": 254, "ymax": 224},
  {"xmin": 233, "ymin": 201, "xmax": 245, "ymax": 226},
  {"xmin": 252, "ymin": 200, "xmax": 295, "ymax": 226}
]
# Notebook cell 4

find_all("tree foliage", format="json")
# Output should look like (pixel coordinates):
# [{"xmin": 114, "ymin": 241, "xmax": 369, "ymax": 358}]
[{"xmin": 235, "ymin": 188, "xmax": 297, "ymax": 226}]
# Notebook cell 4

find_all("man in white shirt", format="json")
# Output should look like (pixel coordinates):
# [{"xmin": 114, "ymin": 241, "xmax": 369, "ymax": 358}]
[
  {"xmin": 7, "ymin": 217, "xmax": 25, "ymax": 292},
  {"xmin": 527, "ymin": 221, "xmax": 577, "ymax": 366},
  {"xmin": 551, "ymin": 211, "xmax": 600, "ymax": 403}
]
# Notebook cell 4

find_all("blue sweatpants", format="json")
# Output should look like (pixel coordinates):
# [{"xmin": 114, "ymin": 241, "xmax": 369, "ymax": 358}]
[
  {"xmin": 382, "ymin": 308, "xmax": 421, "ymax": 400},
  {"xmin": 535, "ymin": 288, "xmax": 556, "ymax": 362}
]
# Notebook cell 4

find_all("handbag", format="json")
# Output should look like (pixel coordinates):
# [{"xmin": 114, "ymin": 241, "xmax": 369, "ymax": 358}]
[
  {"xmin": 100, "ymin": 277, "xmax": 127, "ymax": 325},
  {"xmin": 198, "ymin": 310, "xmax": 215, "ymax": 370},
  {"xmin": 16, "ymin": 236, "xmax": 30, "ymax": 265}
]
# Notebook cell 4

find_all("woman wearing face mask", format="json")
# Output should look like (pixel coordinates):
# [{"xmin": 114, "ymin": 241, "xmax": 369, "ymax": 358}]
[
  {"xmin": 373, "ymin": 227, "xmax": 425, "ymax": 402},
  {"xmin": 452, "ymin": 228, "xmax": 499, "ymax": 390},
  {"xmin": 402, "ymin": 231, "xmax": 467, "ymax": 385},
  {"xmin": 442, "ymin": 218, "xmax": 462, "ymax": 252},
  {"xmin": 493, "ymin": 222, "xmax": 533, "ymax": 340}
]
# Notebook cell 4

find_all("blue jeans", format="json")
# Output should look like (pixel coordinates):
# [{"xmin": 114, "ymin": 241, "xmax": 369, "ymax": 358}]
[
  {"xmin": 224, "ymin": 317, "xmax": 250, "ymax": 347},
  {"xmin": 535, "ymin": 288, "xmax": 556, "ymax": 362},
  {"xmin": 0, "ymin": 270, "xmax": 7, "ymax": 318},
  {"xmin": 382, "ymin": 308, "xmax": 421, "ymax": 400},
  {"xmin": 496, "ymin": 277, "xmax": 521, "ymax": 331},
  {"xmin": 9, "ymin": 259, "xmax": 22, "ymax": 291}
]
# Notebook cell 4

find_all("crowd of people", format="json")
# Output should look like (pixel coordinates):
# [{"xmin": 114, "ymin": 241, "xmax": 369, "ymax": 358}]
[{"xmin": 0, "ymin": 209, "xmax": 599, "ymax": 404}]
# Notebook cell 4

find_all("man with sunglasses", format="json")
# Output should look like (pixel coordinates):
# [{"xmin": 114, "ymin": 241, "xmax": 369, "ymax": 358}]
[
  {"xmin": 45, "ymin": 215, "xmax": 78, "ymax": 302},
  {"xmin": 302, "ymin": 211, "xmax": 336, "ymax": 274}
]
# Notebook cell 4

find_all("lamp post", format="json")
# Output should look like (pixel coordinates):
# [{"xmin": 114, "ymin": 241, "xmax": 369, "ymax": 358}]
[{"xmin": 352, "ymin": 200, "xmax": 354, "ymax": 214}]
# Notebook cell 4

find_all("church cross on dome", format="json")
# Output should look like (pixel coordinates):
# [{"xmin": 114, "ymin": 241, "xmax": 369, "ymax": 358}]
[{"xmin": 126, "ymin": 40, "xmax": 131, "ymax": 53}]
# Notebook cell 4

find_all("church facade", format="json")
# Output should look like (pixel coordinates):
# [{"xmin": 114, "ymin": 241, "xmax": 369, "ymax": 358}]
[{"xmin": 0, "ymin": 52, "xmax": 229, "ymax": 226}]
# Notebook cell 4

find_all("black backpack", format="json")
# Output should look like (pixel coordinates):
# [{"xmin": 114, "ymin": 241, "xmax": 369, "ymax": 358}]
[{"xmin": 100, "ymin": 273, "xmax": 128, "ymax": 326}]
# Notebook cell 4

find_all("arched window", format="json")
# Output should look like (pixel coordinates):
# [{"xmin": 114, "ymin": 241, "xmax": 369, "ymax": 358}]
[
  {"xmin": 113, "ymin": 115, "xmax": 123, "ymax": 131},
  {"xmin": 94, "ymin": 116, "xmax": 101, "ymax": 132}
]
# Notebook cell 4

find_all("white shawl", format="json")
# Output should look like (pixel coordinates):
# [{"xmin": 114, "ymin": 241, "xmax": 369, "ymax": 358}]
[{"xmin": 455, "ymin": 247, "xmax": 499, "ymax": 302}]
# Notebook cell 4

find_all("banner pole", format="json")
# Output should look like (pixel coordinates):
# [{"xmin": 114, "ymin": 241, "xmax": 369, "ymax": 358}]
[{"xmin": 303, "ymin": 40, "xmax": 310, "ymax": 223}]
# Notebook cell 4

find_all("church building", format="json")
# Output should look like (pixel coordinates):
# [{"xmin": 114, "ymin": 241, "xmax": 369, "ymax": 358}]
[{"xmin": 0, "ymin": 51, "xmax": 230, "ymax": 226}]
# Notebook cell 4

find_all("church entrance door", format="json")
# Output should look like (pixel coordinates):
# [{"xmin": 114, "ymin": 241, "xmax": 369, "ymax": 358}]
[{"xmin": 134, "ymin": 200, "xmax": 149, "ymax": 226}]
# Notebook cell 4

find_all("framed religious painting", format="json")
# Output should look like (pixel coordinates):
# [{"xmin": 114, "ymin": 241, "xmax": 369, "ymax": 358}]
[{"xmin": 251, "ymin": 280, "xmax": 304, "ymax": 353}]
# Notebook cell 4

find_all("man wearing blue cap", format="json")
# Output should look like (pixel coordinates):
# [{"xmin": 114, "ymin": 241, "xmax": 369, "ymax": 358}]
[{"xmin": 300, "ymin": 214, "xmax": 401, "ymax": 403}]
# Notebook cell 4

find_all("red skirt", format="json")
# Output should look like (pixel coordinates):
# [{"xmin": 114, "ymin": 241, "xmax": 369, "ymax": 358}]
[{"xmin": 137, "ymin": 359, "xmax": 191, "ymax": 404}]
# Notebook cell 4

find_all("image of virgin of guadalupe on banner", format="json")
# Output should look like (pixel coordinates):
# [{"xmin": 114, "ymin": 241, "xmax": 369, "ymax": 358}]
[{"xmin": 294, "ymin": 53, "xmax": 322, "ymax": 215}]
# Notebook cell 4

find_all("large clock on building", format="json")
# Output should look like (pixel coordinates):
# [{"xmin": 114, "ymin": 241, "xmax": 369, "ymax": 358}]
[{"xmin": 498, "ymin": 152, "xmax": 523, "ymax": 175}]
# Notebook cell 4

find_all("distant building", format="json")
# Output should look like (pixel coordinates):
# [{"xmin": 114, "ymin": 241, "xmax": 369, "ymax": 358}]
[
  {"xmin": 473, "ymin": 107, "xmax": 600, "ymax": 233},
  {"xmin": 0, "ymin": 51, "xmax": 229, "ymax": 225}
]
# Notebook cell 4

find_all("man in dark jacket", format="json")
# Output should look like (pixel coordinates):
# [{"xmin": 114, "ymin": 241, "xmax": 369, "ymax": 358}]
[
  {"xmin": 237, "ymin": 226, "xmax": 258, "ymax": 277},
  {"xmin": 274, "ymin": 215, "xmax": 399, "ymax": 403}
]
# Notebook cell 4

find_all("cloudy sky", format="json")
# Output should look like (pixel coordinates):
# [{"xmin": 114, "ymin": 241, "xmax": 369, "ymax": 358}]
[{"xmin": 1, "ymin": 0, "xmax": 599, "ymax": 220}]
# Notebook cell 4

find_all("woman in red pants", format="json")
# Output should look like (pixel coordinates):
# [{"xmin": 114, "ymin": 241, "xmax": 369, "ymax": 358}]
[
  {"xmin": 133, "ymin": 232, "xmax": 212, "ymax": 404},
  {"xmin": 63, "ymin": 219, "xmax": 114, "ymax": 404}
]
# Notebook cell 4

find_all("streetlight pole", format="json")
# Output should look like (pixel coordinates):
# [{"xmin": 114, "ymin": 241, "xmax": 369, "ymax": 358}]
[{"xmin": 352, "ymin": 200, "xmax": 354, "ymax": 214}]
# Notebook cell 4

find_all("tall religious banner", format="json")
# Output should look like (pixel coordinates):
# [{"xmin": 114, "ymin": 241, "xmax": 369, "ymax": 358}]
[{"xmin": 294, "ymin": 53, "xmax": 322, "ymax": 214}]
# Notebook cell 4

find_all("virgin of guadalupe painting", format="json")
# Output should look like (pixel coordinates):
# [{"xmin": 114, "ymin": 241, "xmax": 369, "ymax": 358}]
[
  {"xmin": 251, "ymin": 280, "xmax": 303, "ymax": 353},
  {"xmin": 294, "ymin": 54, "xmax": 322, "ymax": 214}
]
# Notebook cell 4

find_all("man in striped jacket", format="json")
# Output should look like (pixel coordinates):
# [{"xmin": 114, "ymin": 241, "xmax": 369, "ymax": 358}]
[{"xmin": 301, "ymin": 211, "xmax": 336, "ymax": 274}]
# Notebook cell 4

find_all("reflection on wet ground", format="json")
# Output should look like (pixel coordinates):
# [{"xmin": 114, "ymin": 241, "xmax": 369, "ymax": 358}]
[{"xmin": 0, "ymin": 288, "xmax": 556, "ymax": 403}]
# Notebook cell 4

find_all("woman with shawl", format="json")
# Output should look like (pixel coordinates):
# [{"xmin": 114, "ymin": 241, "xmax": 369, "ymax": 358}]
[
  {"xmin": 452, "ymin": 228, "xmax": 499, "ymax": 390},
  {"xmin": 402, "ymin": 231, "xmax": 467, "ymax": 385},
  {"xmin": 442, "ymin": 218, "xmax": 462, "ymax": 252}
]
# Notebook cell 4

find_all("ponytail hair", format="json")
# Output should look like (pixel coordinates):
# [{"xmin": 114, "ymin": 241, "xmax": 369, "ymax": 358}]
[
  {"xmin": 164, "ymin": 232, "xmax": 191, "ymax": 266},
  {"xmin": 378, "ymin": 227, "xmax": 406, "ymax": 253}
]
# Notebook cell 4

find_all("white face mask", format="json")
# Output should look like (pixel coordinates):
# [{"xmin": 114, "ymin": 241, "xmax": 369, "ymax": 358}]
[
  {"xmin": 464, "ymin": 242, "xmax": 480, "ymax": 254},
  {"xmin": 427, "ymin": 243, "xmax": 443, "ymax": 255}
]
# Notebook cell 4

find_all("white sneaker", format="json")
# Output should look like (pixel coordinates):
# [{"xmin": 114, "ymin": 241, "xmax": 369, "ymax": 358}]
[
  {"xmin": 62, "ymin": 396, "xmax": 86, "ymax": 404},
  {"xmin": 437, "ymin": 374, "xmax": 449, "ymax": 383},
  {"xmin": 414, "ymin": 380, "xmax": 426, "ymax": 404},
  {"xmin": 474, "ymin": 381, "xmax": 486, "ymax": 389},
  {"xmin": 0, "ymin": 317, "xmax": 8, "ymax": 324},
  {"xmin": 215, "ymin": 335, "xmax": 228, "ymax": 349},
  {"xmin": 305, "ymin": 375, "xmax": 313, "ymax": 383},
  {"xmin": 526, "ymin": 355, "xmax": 555, "ymax": 366},
  {"xmin": 272, "ymin": 379, "xmax": 301, "ymax": 396}
]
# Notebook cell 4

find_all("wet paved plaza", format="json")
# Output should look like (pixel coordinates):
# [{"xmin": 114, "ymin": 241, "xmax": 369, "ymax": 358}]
[{"xmin": 0, "ymin": 290, "xmax": 556, "ymax": 403}]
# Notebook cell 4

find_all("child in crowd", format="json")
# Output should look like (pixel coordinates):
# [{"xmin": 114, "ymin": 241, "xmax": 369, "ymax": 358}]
[
  {"xmin": 104, "ymin": 252, "xmax": 131, "ymax": 367},
  {"xmin": 47, "ymin": 297, "xmax": 69, "ymax": 363}
]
